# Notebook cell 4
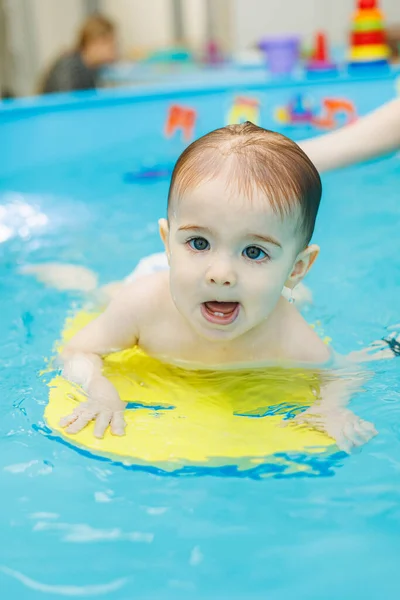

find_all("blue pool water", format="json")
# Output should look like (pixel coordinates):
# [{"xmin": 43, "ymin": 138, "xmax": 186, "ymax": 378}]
[{"xmin": 1, "ymin": 78, "xmax": 400, "ymax": 598}]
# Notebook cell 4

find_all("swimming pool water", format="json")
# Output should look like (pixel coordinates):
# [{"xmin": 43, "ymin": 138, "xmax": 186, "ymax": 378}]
[{"xmin": 1, "ymin": 88, "xmax": 400, "ymax": 598}]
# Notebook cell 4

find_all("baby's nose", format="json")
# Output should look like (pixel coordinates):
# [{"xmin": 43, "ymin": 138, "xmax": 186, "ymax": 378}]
[
  {"xmin": 209, "ymin": 276, "xmax": 232, "ymax": 286},
  {"xmin": 206, "ymin": 262, "xmax": 237, "ymax": 287}
]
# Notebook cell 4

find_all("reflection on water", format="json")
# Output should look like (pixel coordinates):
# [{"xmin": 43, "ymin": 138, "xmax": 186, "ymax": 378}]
[{"xmin": 0, "ymin": 193, "xmax": 48, "ymax": 243}]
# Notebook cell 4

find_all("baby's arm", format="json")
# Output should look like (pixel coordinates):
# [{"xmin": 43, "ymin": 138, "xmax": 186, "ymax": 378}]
[
  {"xmin": 294, "ymin": 369, "xmax": 377, "ymax": 454},
  {"xmin": 59, "ymin": 291, "xmax": 139, "ymax": 438},
  {"xmin": 299, "ymin": 98, "xmax": 400, "ymax": 172}
]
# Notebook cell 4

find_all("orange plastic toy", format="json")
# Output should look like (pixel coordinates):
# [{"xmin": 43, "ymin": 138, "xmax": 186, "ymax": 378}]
[
  {"xmin": 312, "ymin": 98, "xmax": 357, "ymax": 129},
  {"xmin": 164, "ymin": 104, "xmax": 197, "ymax": 141}
]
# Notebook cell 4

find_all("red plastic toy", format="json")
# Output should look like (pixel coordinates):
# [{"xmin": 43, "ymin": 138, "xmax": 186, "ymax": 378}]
[{"xmin": 306, "ymin": 32, "xmax": 338, "ymax": 75}]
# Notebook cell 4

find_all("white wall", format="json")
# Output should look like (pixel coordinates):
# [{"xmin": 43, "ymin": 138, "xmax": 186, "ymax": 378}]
[
  {"xmin": 4, "ymin": 0, "xmax": 84, "ymax": 95},
  {"xmin": 31, "ymin": 0, "xmax": 84, "ymax": 72},
  {"xmin": 231, "ymin": 0, "xmax": 400, "ymax": 51},
  {"xmin": 99, "ymin": 0, "xmax": 226, "ymax": 55},
  {"xmin": 207, "ymin": 0, "xmax": 233, "ymax": 51},
  {"xmin": 181, "ymin": 0, "xmax": 207, "ymax": 49},
  {"xmin": 100, "ymin": 0, "xmax": 174, "ymax": 54}
]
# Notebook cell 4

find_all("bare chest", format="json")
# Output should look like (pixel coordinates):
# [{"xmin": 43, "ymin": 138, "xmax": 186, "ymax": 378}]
[{"xmin": 137, "ymin": 311, "xmax": 270, "ymax": 368}]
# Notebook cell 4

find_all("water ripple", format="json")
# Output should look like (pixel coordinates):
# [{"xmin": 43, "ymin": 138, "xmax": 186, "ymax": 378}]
[
  {"xmin": 32, "ymin": 521, "xmax": 154, "ymax": 543},
  {"xmin": 0, "ymin": 566, "xmax": 128, "ymax": 596}
]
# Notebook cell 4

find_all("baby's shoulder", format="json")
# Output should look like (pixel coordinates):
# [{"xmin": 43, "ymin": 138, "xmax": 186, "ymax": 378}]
[
  {"xmin": 123, "ymin": 270, "xmax": 172, "ymax": 317},
  {"xmin": 280, "ymin": 303, "xmax": 331, "ymax": 365}
]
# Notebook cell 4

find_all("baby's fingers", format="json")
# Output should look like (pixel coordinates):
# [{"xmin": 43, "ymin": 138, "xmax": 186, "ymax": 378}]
[
  {"xmin": 59, "ymin": 405, "xmax": 85, "ymax": 428},
  {"xmin": 355, "ymin": 420, "xmax": 378, "ymax": 443},
  {"xmin": 94, "ymin": 411, "xmax": 113, "ymax": 439},
  {"xmin": 292, "ymin": 413, "xmax": 323, "ymax": 430},
  {"xmin": 339, "ymin": 420, "xmax": 377, "ymax": 453},
  {"xmin": 335, "ymin": 430, "xmax": 355, "ymax": 454},
  {"xmin": 111, "ymin": 411, "xmax": 127, "ymax": 436},
  {"xmin": 343, "ymin": 420, "xmax": 367, "ymax": 448},
  {"xmin": 59, "ymin": 411, "xmax": 79, "ymax": 428},
  {"xmin": 364, "ymin": 421, "xmax": 378, "ymax": 437},
  {"xmin": 65, "ymin": 409, "xmax": 97, "ymax": 434}
]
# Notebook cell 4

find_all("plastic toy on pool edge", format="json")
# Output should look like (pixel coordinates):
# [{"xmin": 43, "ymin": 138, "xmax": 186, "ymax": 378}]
[
  {"xmin": 348, "ymin": 0, "xmax": 391, "ymax": 71},
  {"xmin": 123, "ymin": 164, "xmax": 173, "ymax": 183},
  {"xmin": 275, "ymin": 95, "xmax": 357, "ymax": 129},
  {"xmin": 123, "ymin": 104, "xmax": 197, "ymax": 182},
  {"xmin": 259, "ymin": 35, "xmax": 300, "ymax": 76},
  {"xmin": 164, "ymin": 104, "xmax": 197, "ymax": 141},
  {"xmin": 306, "ymin": 32, "xmax": 338, "ymax": 76},
  {"xmin": 227, "ymin": 96, "xmax": 260, "ymax": 125},
  {"xmin": 204, "ymin": 40, "xmax": 224, "ymax": 65}
]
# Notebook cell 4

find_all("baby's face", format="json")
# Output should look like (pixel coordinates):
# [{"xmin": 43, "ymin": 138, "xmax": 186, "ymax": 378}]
[{"xmin": 162, "ymin": 174, "xmax": 310, "ymax": 342}]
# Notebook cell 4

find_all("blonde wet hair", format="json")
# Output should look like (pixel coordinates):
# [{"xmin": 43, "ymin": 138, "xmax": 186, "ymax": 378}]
[{"xmin": 168, "ymin": 122, "xmax": 322, "ymax": 247}]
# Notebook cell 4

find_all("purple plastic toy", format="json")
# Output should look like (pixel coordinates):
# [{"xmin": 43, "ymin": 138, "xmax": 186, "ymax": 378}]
[{"xmin": 259, "ymin": 36, "xmax": 300, "ymax": 75}]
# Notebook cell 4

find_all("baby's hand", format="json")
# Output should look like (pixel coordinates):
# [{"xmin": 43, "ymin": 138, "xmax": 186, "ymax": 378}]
[
  {"xmin": 294, "ymin": 407, "xmax": 377, "ymax": 454},
  {"xmin": 59, "ymin": 376, "xmax": 127, "ymax": 438}
]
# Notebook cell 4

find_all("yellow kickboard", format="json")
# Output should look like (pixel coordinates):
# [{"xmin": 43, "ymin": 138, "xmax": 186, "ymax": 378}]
[{"xmin": 45, "ymin": 311, "xmax": 336, "ymax": 474}]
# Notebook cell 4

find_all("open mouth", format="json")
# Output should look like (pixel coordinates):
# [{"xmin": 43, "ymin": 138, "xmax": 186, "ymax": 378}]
[{"xmin": 201, "ymin": 301, "xmax": 240, "ymax": 325}]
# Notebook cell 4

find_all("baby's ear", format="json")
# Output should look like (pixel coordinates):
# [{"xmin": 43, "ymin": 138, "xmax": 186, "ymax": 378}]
[
  {"xmin": 158, "ymin": 219, "xmax": 170, "ymax": 260},
  {"xmin": 286, "ymin": 244, "xmax": 319, "ymax": 289}
]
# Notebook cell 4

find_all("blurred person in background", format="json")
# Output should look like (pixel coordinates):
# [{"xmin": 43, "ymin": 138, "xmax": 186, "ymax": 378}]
[
  {"xmin": 0, "ymin": 0, "xmax": 14, "ymax": 99},
  {"xmin": 39, "ymin": 13, "xmax": 117, "ymax": 95},
  {"xmin": 387, "ymin": 24, "xmax": 400, "ymax": 63}
]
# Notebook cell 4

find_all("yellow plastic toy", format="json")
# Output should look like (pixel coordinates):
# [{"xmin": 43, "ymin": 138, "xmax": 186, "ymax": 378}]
[
  {"xmin": 45, "ymin": 310, "xmax": 338, "ymax": 477},
  {"xmin": 348, "ymin": 0, "xmax": 390, "ymax": 67},
  {"xmin": 349, "ymin": 44, "xmax": 389, "ymax": 60},
  {"xmin": 226, "ymin": 97, "xmax": 260, "ymax": 126}
]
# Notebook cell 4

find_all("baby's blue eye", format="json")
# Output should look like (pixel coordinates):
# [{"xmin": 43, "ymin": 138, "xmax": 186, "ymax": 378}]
[
  {"xmin": 188, "ymin": 237, "xmax": 209, "ymax": 251},
  {"xmin": 243, "ymin": 246, "xmax": 267, "ymax": 261}
]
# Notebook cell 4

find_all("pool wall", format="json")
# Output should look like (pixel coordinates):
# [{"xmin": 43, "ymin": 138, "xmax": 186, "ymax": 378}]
[{"xmin": 1, "ymin": 69, "xmax": 400, "ymax": 180}]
